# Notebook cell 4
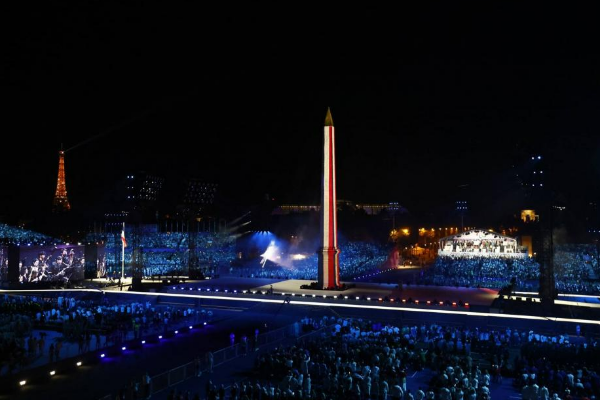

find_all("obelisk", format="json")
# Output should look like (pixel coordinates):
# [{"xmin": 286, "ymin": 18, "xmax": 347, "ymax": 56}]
[{"xmin": 318, "ymin": 107, "xmax": 340, "ymax": 289}]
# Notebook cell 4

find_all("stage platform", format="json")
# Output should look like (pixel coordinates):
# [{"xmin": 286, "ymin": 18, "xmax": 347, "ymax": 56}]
[
  {"xmin": 165, "ymin": 276, "xmax": 499, "ymax": 307},
  {"xmin": 86, "ymin": 276, "xmax": 594, "ymax": 309},
  {"xmin": 170, "ymin": 276, "xmax": 284, "ymax": 291},
  {"xmin": 252, "ymin": 279, "xmax": 499, "ymax": 307}
]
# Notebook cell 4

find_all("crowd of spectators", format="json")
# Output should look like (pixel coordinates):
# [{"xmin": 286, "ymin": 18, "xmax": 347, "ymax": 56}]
[
  {"xmin": 0, "ymin": 310, "xmax": 32, "ymax": 376},
  {"xmin": 85, "ymin": 231, "xmax": 237, "ymax": 277},
  {"xmin": 243, "ymin": 318, "xmax": 599, "ymax": 400},
  {"xmin": 422, "ymin": 244, "xmax": 600, "ymax": 294},
  {"xmin": 422, "ymin": 247, "xmax": 600, "ymax": 295},
  {"xmin": 6, "ymin": 220, "xmax": 600, "ymax": 296},
  {"xmin": 0, "ymin": 223, "xmax": 56, "ymax": 245},
  {"xmin": 420, "ymin": 256, "xmax": 541, "ymax": 291},
  {"xmin": 553, "ymin": 245, "xmax": 600, "ymax": 295},
  {"xmin": 0, "ymin": 293, "xmax": 215, "ymax": 375},
  {"xmin": 515, "ymin": 336, "xmax": 600, "ymax": 399},
  {"xmin": 229, "ymin": 241, "xmax": 391, "ymax": 281}
]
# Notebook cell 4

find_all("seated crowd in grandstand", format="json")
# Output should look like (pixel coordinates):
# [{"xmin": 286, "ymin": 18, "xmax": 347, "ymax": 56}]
[
  {"xmin": 85, "ymin": 231, "xmax": 236, "ymax": 278},
  {"xmin": 228, "ymin": 241, "xmax": 391, "ymax": 281},
  {"xmin": 4, "ymin": 222, "xmax": 600, "ymax": 294},
  {"xmin": 553, "ymin": 244, "xmax": 600, "ymax": 295},
  {"xmin": 422, "ymin": 244, "xmax": 600, "ymax": 294},
  {"xmin": 420, "ymin": 256, "xmax": 541, "ymax": 291},
  {"xmin": 0, "ymin": 223, "xmax": 55, "ymax": 245}
]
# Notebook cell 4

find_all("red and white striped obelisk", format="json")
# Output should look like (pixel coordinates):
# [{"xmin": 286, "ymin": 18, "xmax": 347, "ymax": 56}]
[{"xmin": 318, "ymin": 107, "xmax": 340, "ymax": 289}]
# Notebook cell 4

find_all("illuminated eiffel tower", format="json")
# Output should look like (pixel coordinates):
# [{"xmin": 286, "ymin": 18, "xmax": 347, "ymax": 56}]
[{"xmin": 52, "ymin": 146, "xmax": 71, "ymax": 213}]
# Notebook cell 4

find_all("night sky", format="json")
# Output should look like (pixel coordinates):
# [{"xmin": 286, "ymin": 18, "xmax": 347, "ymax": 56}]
[{"xmin": 4, "ymin": 4, "xmax": 600, "ymax": 226}]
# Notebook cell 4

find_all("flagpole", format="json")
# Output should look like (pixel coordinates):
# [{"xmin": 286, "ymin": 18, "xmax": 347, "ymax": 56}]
[{"xmin": 121, "ymin": 222, "xmax": 125, "ymax": 280}]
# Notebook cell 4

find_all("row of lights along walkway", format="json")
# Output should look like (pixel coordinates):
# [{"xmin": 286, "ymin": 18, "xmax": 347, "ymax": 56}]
[
  {"xmin": 169, "ymin": 286, "xmax": 470, "ymax": 308},
  {"xmin": 353, "ymin": 266, "xmax": 411, "ymax": 281},
  {"xmin": 11, "ymin": 321, "xmax": 208, "ymax": 393}
]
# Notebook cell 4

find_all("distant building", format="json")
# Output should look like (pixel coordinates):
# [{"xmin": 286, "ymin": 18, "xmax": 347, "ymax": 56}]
[
  {"xmin": 276, "ymin": 204, "xmax": 319, "ymax": 214},
  {"xmin": 125, "ymin": 172, "xmax": 164, "ymax": 204},
  {"xmin": 274, "ymin": 201, "xmax": 406, "ymax": 215},
  {"xmin": 183, "ymin": 180, "xmax": 217, "ymax": 210},
  {"xmin": 520, "ymin": 209, "xmax": 539, "ymax": 223},
  {"xmin": 103, "ymin": 212, "xmax": 129, "ymax": 233},
  {"xmin": 174, "ymin": 179, "xmax": 218, "ymax": 219},
  {"xmin": 119, "ymin": 172, "xmax": 164, "ymax": 223},
  {"xmin": 356, "ymin": 202, "xmax": 406, "ymax": 215}
]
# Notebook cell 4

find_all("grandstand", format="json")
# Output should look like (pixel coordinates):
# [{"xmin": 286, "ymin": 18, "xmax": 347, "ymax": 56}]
[
  {"xmin": 85, "ymin": 231, "xmax": 236, "ymax": 277},
  {"xmin": 426, "ymin": 232, "xmax": 600, "ymax": 294},
  {"xmin": 0, "ymin": 223, "xmax": 56, "ymax": 245}
]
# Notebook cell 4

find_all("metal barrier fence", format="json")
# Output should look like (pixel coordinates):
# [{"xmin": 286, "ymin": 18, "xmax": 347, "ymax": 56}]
[{"xmin": 192, "ymin": 323, "xmax": 297, "ymax": 374}]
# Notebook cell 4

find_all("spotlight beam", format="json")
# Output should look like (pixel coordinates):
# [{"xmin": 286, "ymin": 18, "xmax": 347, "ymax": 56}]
[{"xmin": 65, "ymin": 106, "xmax": 156, "ymax": 153}]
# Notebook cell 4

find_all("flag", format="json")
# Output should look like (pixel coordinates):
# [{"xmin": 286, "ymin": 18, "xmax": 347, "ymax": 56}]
[{"xmin": 121, "ymin": 228, "xmax": 127, "ymax": 248}]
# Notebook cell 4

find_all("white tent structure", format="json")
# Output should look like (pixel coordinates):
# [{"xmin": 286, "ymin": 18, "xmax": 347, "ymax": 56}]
[{"xmin": 438, "ymin": 229, "xmax": 527, "ymax": 259}]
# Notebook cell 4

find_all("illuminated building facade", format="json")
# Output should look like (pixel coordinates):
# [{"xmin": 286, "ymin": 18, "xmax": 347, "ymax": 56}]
[
  {"xmin": 125, "ymin": 173, "xmax": 164, "ymax": 203},
  {"xmin": 521, "ymin": 209, "xmax": 539, "ymax": 223},
  {"xmin": 275, "ymin": 202, "xmax": 405, "ymax": 215}
]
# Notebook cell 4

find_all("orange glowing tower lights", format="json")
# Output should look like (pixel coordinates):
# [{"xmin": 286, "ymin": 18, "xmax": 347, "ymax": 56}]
[
  {"xmin": 52, "ymin": 147, "xmax": 71, "ymax": 213},
  {"xmin": 317, "ymin": 108, "xmax": 340, "ymax": 289}
]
